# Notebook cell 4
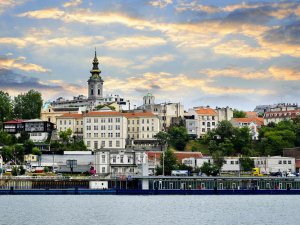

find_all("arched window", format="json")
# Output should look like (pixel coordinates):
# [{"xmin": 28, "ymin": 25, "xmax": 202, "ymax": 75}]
[
  {"xmin": 98, "ymin": 89, "xmax": 100, "ymax": 95},
  {"xmin": 91, "ymin": 89, "xmax": 94, "ymax": 95}
]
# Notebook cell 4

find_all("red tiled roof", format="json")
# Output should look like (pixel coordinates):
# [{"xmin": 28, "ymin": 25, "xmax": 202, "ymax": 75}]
[
  {"xmin": 84, "ymin": 111, "xmax": 123, "ymax": 117},
  {"xmin": 123, "ymin": 112, "xmax": 155, "ymax": 118},
  {"xmin": 57, "ymin": 113, "xmax": 83, "ymax": 119},
  {"xmin": 3, "ymin": 119, "xmax": 26, "ymax": 124},
  {"xmin": 195, "ymin": 108, "xmax": 217, "ymax": 115},
  {"xmin": 246, "ymin": 111, "xmax": 257, "ymax": 118},
  {"xmin": 146, "ymin": 151, "xmax": 203, "ymax": 161},
  {"xmin": 232, "ymin": 117, "xmax": 264, "ymax": 126}
]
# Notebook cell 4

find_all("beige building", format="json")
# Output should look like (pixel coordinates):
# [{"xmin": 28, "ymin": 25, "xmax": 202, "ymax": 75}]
[
  {"xmin": 138, "ymin": 93, "xmax": 184, "ymax": 130},
  {"xmin": 264, "ymin": 110, "xmax": 300, "ymax": 125},
  {"xmin": 185, "ymin": 107, "xmax": 218, "ymax": 138},
  {"xmin": 83, "ymin": 111, "xmax": 127, "ymax": 150},
  {"xmin": 41, "ymin": 105, "xmax": 85, "ymax": 125},
  {"xmin": 123, "ymin": 112, "xmax": 161, "ymax": 148},
  {"xmin": 56, "ymin": 113, "xmax": 84, "ymax": 137}
]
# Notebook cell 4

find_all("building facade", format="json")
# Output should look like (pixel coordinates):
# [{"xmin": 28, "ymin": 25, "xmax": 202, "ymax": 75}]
[
  {"xmin": 264, "ymin": 110, "xmax": 300, "ymax": 125},
  {"xmin": 185, "ymin": 107, "xmax": 218, "ymax": 138},
  {"xmin": 231, "ymin": 117, "xmax": 264, "ymax": 140},
  {"xmin": 123, "ymin": 112, "xmax": 160, "ymax": 149},
  {"xmin": 56, "ymin": 113, "xmax": 83, "ymax": 137},
  {"xmin": 83, "ymin": 111, "xmax": 127, "ymax": 150}
]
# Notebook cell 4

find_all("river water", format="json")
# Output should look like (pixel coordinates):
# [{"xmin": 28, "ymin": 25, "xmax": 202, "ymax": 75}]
[{"xmin": 0, "ymin": 195, "xmax": 299, "ymax": 225}]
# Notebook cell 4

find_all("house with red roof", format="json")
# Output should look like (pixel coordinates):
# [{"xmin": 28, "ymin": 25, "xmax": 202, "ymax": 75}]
[
  {"xmin": 231, "ymin": 117, "xmax": 264, "ymax": 140},
  {"xmin": 185, "ymin": 107, "xmax": 218, "ymax": 138}
]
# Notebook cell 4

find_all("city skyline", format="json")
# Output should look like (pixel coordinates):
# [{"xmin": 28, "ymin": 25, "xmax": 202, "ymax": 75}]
[{"xmin": 0, "ymin": 0, "xmax": 300, "ymax": 111}]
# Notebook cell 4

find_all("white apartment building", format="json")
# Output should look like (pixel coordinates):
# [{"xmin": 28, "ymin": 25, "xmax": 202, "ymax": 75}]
[
  {"xmin": 264, "ymin": 110, "xmax": 300, "ymax": 125},
  {"xmin": 83, "ymin": 111, "xmax": 127, "ymax": 150},
  {"xmin": 185, "ymin": 107, "xmax": 218, "ymax": 138},
  {"xmin": 231, "ymin": 117, "xmax": 264, "ymax": 140},
  {"xmin": 252, "ymin": 156, "xmax": 295, "ymax": 174},
  {"xmin": 56, "ymin": 113, "xmax": 83, "ymax": 137},
  {"xmin": 94, "ymin": 148, "xmax": 148, "ymax": 178},
  {"xmin": 123, "ymin": 112, "xmax": 161, "ymax": 148}
]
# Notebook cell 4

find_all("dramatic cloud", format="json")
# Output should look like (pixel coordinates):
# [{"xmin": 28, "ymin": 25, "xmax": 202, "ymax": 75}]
[
  {"xmin": 63, "ymin": 0, "xmax": 82, "ymax": 8},
  {"xmin": 0, "ymin": 56, "xmax": 50, "ymax": 72},
  {"xmin": 149, "ymin": 0, "xmax": 173, "ymax": 8},
  {"xmin": 201, "ymin": 66, "xmax": 300, "ymax": 81},
  {"xmin": 213, "ymin": 40, "xmax": 281, "ymax": 59},
  {"xmin": 0, "ymin": 35, "xmax": 105, "ymax": 48},
  {"xmin": 101, "ymin": 36, "xmax": 166, "ymax": 49}
]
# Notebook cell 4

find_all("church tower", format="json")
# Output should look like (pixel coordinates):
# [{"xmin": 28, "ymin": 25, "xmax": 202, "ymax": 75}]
[
  {"xmin": 143, "ymin": 92, "xmax": 155, "ymax": 105},
  {"xmin": 88, "ymin": 50, "xmax": 104, "ymax": 100}
]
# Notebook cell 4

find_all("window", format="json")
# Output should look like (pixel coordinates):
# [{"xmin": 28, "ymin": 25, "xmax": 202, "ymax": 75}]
[
  {"xmin": 94, "ymin": 133, "xmax": 98, "ymax": 138},
  {"xmin": 101, "ymin": 125, "xmax": 105, "ymax": 130},
  {"xmin": 137, "ymin": 120, "xmax": 139, "ymax": 124},
  {"xmin": 76, "ymin": 121, "xmax": 79, "ymax": 125},
  {"xmin": 212, "ymin": 122, "xmax": 215, "ymax": 126},
  {"xmin": 128, "ymin": 120, "xmax": 130, "ymax": 125},
  {"xmin": 147, "ymin": 127, "xmax": 149, "ymax": 131},
  {"xmin": 116, "ymin": 133, "xmax": 120, "ymax": 137},
  {"xmin": 101, "ymin": 155, "xmax": 105, "ymax": 163},
  {"xmin": 101, "ymin": 141, "xmax": 105, "ymax": 147},
  {"xmin": 94, "ymin": 125, "xmax": 98, "ymax": 130},
  {"xmin": 94, "ymin": 141, "xmax": 98, "ymax": 149},
  {"xmin": 235, "ymin": 161, "xmax": 239, "ymax": 164},
  {"xmin": 60, "ymin": 120, "xmax": 62, "ymax": 125},
  {"xmin": 116, "ymin": 125, "xmax": 120, "ymax": 130},
  {"xmin": 142, "ymin": 127, "xmax": 144, "ymax": 131},
  {"xmin": 120, "ymin": 156, "xmax": 124, "ymax": 163},
  {"xmin": 109, "ymin": 141, "xmax": 112, "ymax": 147},
  {"xmin": 202, "ymin": 122, "xmax": 205, "ymax": 125},
  {"xmin": 116, "ymin": 118, "xmax": 120, "ymax": 123},
  {"xmin": 108, "ymin": 118, "xmax": 113, "ymax": 123},
  {"xmin": 142, "ymin": 119, "xmax": 144, "ymax": 124},
  {"xmin": 69, "ymin": 120, "xmax": 71, "ymax": 125},
  {"xmin": 64, "ymin": 120, "xmax": 66, "ymax": 125},
  {"xmin": 147, "ymin": 119, "xmax": 149, "ymax": 124},
  {"xmin": 279, "ymin": 160, "xmax": 282, "ymax": 164},
  {"xmin": 116, "ymin": 140, "xmax": 120, "ymax": 147},
  {"xmin": 288, "ymin": 160, "xmax": 291, "ymax": 164},
  {"xmin": 94, "ymin": 118, "xmax": 98, "ymax": 123},
  {"xmin": 87, "ymin": 125, "xmax": 91, "ymax": 131},
  {"xmin": 101, "ymin": 133, "xmax": 105, "ymax": 138},
  {"xmin": 283, "ymin": 160, "xmax": 287, "ymax": 164},
  {"xmin": 86, "ymin": 118, "xmax": 91, "ymax": 123},
  {"xmin": 81, "ymin": 121, "xmax": 83, "ymax": 125},
  {"xmin": 101, "ymin": 118, "xmax": 105, "ymax": 123},
  {"xmin": 132, "ymin": 127, "xmax": 134, "ymax": 132},
  {"xmin": 152, "ymin": 126, "xmax": 154, "ymax": 131},
  {"xmin": 102, "ymin": 167, "xmax": 105, "ymax": 173},
  {"xmin": 230, "ymin": 161, "xmax": 234, "ymax": 164},
  {"xmin": 108, "ymin": 125, "xmax": 113, "ymax": 130},
  {"xmin": 87, "ymin": 141, "xmax": 90, "ymax": 147},
  {"xmin": 112, "ymin": 156, "xmax": 116, "ymax": 163}
]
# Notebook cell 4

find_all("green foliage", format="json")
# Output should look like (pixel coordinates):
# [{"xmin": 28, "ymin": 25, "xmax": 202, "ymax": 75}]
[
  {"xmin": 95, "ymin": 104, "xmax": 115, "ymax": 111},
  {"xmin": 1, "ymin": 146, "xmax": 13, "ymax": 162},
  {"xmin": 0, "ymin": 131, "xmax": 13, "ymax": 145},
  {"xmin": 154, "ymin": 131, "xmax": 170, "ymax": 151},
  {"xmin": 200, "ymin": 162, "xmax": 219, "ymax": 176},
  {"xmin": 0, "ymin": 91, "xmax": 13, "ymax": 125},
  {"xmin": 32, "ymin": 147, "xmax": 41, "ymax": 156},
  {"xmin": 14, "ymin": 145, "xmax": 25, "ymax": 163},
  {"xmin": 13, "ymin": 89, "xmax": 43, "ymax": 119},
  {"xmin": 158, "ymin": 149, "xmax": 178, "ymax": 175},
  {"xmin": 167, "ymin": 126, "xmax": 189, "ymax": 151},
  {"xmin": 240, "ymin": 157, "xmax": 254, "ymax": 172},
  {"xmin": 44, "ymin": 166, "xmax": 49, "ymax": 173},
  {"xmin": 215, "ymin": 121, "xmax": 236, "ymax": 141},
  {"xmin": 19, "ymin": 166, "xmax": 26, "ymax": 175},
  {"xmin": 18, "ymin": 131, "xmax": 30, "ymax": 143},
  {"xmin": 23, "ymin": 140, "xmax": 34, "ymax": 155},
  {"xmin": 233, "ymin": 109, "xmax": 246, "ymax": 118},
  {"xmin": 59, "ymin": 128, "xmax": 73, "ymax": 143},
  {"xmin": 212, "ymin": 150, "xmax": 225, "ymax": 171},
  {"xmin": 11, "ymin": 166, "xmax": 18, "ymax": 176}
]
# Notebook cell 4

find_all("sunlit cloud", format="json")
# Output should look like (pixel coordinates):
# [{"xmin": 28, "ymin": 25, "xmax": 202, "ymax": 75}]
[
  {"xmin": 0, "ymin": 0, "xmax": 26, "ymax": 14},
  {"xmin": 213, "ymin": 40, "xmax": 281, "ymax": 59},
  {"xmin": 63, "ymin": 0, "xmax": 82, "ymax": 8},
  {"xmin": 101, "ymin": 36, "xmax": 166, "ymax": 49},
  {"xmin": 133, "ymin": 54, "xmax": 175, "ymax": 69},
  {"xmin": 0, "ymin": 56, "xmax": 50, "ymax": 72},
  {"xmin": 100, "ymin": 56, "xmax": 133, "ymax": 68},
  {"xmin": 149, "ymin": 0, "xmax": 173, "ymax": 9}
]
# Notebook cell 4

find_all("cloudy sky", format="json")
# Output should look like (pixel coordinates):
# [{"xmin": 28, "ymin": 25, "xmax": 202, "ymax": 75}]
[{"xmin": 0, "ymin": 0, "xmax": 300, "ymax": 111}]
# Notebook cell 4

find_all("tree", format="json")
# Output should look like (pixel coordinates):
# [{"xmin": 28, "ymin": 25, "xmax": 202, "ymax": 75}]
[
  {"xmin": 200, "ymin": 162, "xmax": 219, "ymax": 176},
  {"xmin": 23, "ymin": 140, "xmax": 35, "ymax": 155},
  {"xmin": 14, "ymin": 89, "xmax": 43, "ymax": 119},
  {"xmin": 167, "ymin": 126, "xmax": 189, "ymax": 151},
  {"xmin": 0, "ymin": 131, "xmax": 13, "ymax": 145},
  {"xmin": 14, "ymin": 144, "xmax": 25, "ymax": 163},
  {"xmin": 18, "ymin": 131, "xmax": 30, "ymax": 143},
  {"xmin": 59, "ymin": 128, "xmax": 73, "ymax": 143},
  {"xmin": 157, "ymin": 149, "xmax": 178, "ymax": 175},
  {"xmin": 32, "ymin": 147, "xmax": 41, "ymax": 156},
  {"xmin": 240, "ymin": 157, "xmax": 254, "ymax": 172},
  {"xmin": 0, "ymin": 91, "xmax": 13, "ymax": 126},
  {"xmin": 212, "ymin": 150, "xmax": 225, "ymax": 172},
  {"xmin": 215, "ymin": 121, "xmax": 235, "ymax": 142},
  {"xmin": 154, "ymin": 131, "xmax": 170, "ymax": 151},
  {"xmin": 233, "ymin": 109, "xmax": 246, "ymax": 118},
  {"xmin": 1, "ymin": 146, "xmax": 13, "ymax": 162}
]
